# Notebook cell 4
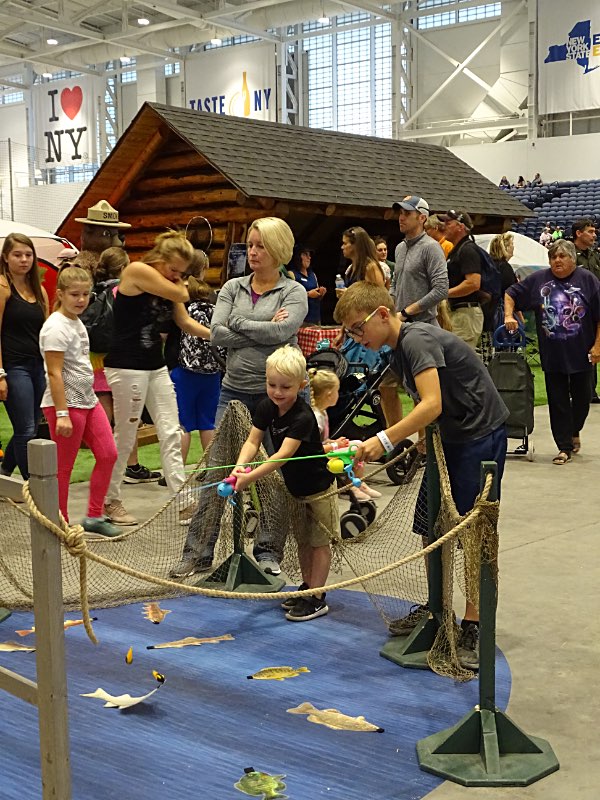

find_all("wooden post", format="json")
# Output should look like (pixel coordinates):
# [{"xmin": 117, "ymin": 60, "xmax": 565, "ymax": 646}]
[{"xmin": 28, "ymin": 439, "xmax": 72, "ymax": 800}]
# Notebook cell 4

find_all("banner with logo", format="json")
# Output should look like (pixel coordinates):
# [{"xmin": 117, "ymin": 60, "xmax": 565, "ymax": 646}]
[
  {"xmin": 32, "ymin": 76, "xmax": 102, "ymax": 167},
  {"xmin": 538, "ymin": 0, "xmax": 600, "ymax": 114},
  {"xmin": 185, "ymin": 42, "xmax": 276, "ymax": 121}
]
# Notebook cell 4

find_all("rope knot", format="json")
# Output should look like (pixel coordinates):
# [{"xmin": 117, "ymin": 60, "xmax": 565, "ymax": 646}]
[{"xmin": 62, "ymin": 524, "xmax": 87, "ymax": 557}]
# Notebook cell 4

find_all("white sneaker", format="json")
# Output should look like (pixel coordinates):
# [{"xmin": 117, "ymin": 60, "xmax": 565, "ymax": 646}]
[
  {"xmin": 104, "ymin": 500, "xmax": 138, "ymax": 526},
  {"xmin": 360, "ymin": 483, "xmax": 382, "ymax": 499}
]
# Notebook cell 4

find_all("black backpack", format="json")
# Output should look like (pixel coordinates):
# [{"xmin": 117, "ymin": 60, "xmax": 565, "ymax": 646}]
[
  {"xmin": 81, "ymin": 279, "xmax": 118, "ymax": 353},
  {"xmin": 468, "ymin": 240, "xmax": 503, "ymax": 328}
]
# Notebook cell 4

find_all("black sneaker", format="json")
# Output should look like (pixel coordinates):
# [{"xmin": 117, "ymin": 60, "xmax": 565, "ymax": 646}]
[
  {"xmin": 124, "ymin": 464, "xmax": 162, "ymax": 484},
  {"xmin": 280, "ymin": 583, "xmax": 308, "ymax": 610},
  {"xmin": 285, "ymin": 595, "xmax": 328, "ymax": 621},
  {"xmin": 169, "ymin": 554, "xmax": 213, "ymax": 579},
  {"xmin": 457, "ymin": 622, "xmax": 480, "ymax": 670},
  {"xmin": 388, "ymin": 603, "xmax": 429, "ymax": 636},
  {"xmin": 158, "ymin": 476, "xmax": 167, "ymax": 487}
]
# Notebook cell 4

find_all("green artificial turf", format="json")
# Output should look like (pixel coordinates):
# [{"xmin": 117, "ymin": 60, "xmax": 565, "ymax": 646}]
[
  {"xmin": 0, "ymin": 404, "xmax": 204, "ymax": 483},
  {"xmin": 0, "ymin": 362, "xmax": 548, "ymax": 484}
]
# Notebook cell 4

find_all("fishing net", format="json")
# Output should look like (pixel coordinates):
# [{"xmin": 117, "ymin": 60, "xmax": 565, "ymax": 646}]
[{"xmin": 0, "ymin": 401, "xmax": 499, "ymax": 682}]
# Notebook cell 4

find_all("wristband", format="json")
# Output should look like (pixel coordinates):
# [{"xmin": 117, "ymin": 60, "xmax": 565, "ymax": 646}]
[
  {"xmin": 55, "ymin": 410, "xmax": 70, "ymax": 418},
  {"xmin": 0, "ymin": 368, "xmax": 6, "ymax": 378},
  {"xmin": 401, "ymin": 308, "xmax": 413, "ymax": 321},
  {"xmin": 330, "ymin": 442, "xmax": 338, "ymax": 451},
  {"xmin": 376, "ymin": 430, "xmax": 394, "ymax": 454}
]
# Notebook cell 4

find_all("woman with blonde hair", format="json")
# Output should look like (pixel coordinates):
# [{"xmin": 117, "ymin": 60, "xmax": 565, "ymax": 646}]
[
  {"xmin": 171, "ymin": 217, "xmax": 307, "ymax": 579},
  {"xmin": 103, "ymin": 230, "xmax": 210, "ymax": 526},
  {"xmin": 0, "ymin": 233, "xmax": 49, "ymax": 480},
  {"xmin": 210, "ymin": 217, "xmax": 307, "ymax": 424},
  {"xmin": 480, "ymin": 232, "xmax": 519, "ymax": 359}
]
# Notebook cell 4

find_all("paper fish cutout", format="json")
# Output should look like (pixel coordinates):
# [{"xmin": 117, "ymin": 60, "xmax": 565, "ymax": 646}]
[
  {"xmin": 15, "ymin": 617, "xmax": 97, "ymax": 637},
  {"xmin": 247, "ymin": 666, "xmax": 310, "ymax": 681},
  {"xmin": 234, "ymin": 767, "xmax": 288, "ymax": 799},
  {"xmin": 81, "ymin": 686, "xmax": 161, "ymax": 709},
  {"xmin": 286, "ymin": 702, "xmax": 384, "ymax": 732},
  {"xmin": 125, "ymin": 646, "xmax": 133, "ymax": 665},
  {"xmin": 81, "ymin": 672, "xmax": 166, "ymax": 709},
  {"xmin": 146, "ymin": 634, "xmax": 234, "ymax": 650},
  {"xmin": 142, "ymin": 603, "xmax": 172, "ymax": 624},
  {"xmin": 0, "ymin": 640, "xmax": 36, "ymax": 652}
]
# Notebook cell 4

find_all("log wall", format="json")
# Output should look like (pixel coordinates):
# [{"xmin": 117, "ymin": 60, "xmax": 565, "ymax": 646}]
[{"xmin": 119, "ymin": 133, "xmax": 276, "ymax": 286}]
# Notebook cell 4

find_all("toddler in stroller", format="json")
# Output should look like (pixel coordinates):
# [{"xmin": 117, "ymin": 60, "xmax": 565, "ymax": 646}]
[{"xmin": 306, "ymin": 340, "xmax": 418, "ymax": 537}]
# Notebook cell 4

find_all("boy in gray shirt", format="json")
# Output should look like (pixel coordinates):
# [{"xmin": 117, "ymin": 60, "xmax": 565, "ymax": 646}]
[{"xmin": 334, "ymin": 281, "xmax": 508, "ymax": 670}]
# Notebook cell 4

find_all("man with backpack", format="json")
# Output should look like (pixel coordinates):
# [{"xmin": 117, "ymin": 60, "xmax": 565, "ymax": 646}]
[{"xmin": 442, "ymin": 208, "xmax": 495, "ymax": 351}]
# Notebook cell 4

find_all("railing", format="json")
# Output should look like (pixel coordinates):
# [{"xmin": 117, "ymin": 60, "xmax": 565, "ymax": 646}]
[{"xmin": 0, "ymin": 439, "xmax": 71, "ymax": 799}]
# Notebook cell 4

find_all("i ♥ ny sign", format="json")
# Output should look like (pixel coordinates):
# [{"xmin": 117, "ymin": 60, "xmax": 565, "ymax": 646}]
[{"xmin": 44, "ymin": 84, "xmax": 88, "ymax": 164}]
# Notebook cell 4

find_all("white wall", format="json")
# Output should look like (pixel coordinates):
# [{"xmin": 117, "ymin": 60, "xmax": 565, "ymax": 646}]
[
  {"xmin": 0, "ymin": 102, "xmax": 27, "ymax": 143},
  {"xmin": 11, "ymin": 182, "xmax": 88, "ymax": 233},
  {"xmin": 449, "ymin": 132, "xmax": 600, "ymax": 184}
]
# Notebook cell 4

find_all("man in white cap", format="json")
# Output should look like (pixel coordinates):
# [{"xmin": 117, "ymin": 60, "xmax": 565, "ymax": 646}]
[{"xmin": 390, "ymin": 195, "xmax": 448, "ymax": 325}]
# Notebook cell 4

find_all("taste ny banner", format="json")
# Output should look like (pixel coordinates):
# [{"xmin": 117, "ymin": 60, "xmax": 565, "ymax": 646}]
[
  {"xmin": 538, "ymin": 0, "xmax": 600, "ymax": 114},
  {"xmin": 185, "ymin": 42, "xmax": 276, "ymax": 121},
  {"xmin": 32, "ymin": 77, "xmax": 102, "ymax": 167}
]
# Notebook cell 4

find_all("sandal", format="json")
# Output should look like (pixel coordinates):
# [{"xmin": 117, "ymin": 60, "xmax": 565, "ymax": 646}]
[
  {"xmin": 572, "ymin": 437, "xmax": 581, "ymax": 454},
  {"xmin": 552, "ymin": 451, "xmax": 572, "ymax": 465}
]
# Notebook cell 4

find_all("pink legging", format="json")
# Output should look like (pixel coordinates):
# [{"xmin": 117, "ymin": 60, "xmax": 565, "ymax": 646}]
[{"xmin": 43, "ymin": 405, "xmax": 118, "ymax": 521}]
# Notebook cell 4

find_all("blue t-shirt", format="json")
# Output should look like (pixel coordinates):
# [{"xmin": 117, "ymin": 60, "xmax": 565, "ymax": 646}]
[
  {"xmin": 292, "ymin": 269, "xmax": 320, "ymax": 323},
  {"xmin": 506, "ymin": 266, "xmax": 600, "ymax": 373}
]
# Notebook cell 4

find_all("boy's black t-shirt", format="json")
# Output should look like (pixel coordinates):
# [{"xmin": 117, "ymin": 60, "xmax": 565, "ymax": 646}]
[{"xmin": 252, "ymin": 396, "xmax": 333, "ymax": 497}]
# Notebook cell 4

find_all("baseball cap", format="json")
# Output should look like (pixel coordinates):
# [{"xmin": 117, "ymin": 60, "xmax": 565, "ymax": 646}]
[
  {"xmin": 392, "ymin": 195, "xmax": 430, "ymax": 216},
  {"xmin": 439, "ymin": 209, "xmax": 473, "ymax": 229}
]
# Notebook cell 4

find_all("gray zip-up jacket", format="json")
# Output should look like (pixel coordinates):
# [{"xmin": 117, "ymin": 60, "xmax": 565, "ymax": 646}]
[
  {"xmin": 392, "ymin": 231, "xmax": 449, "ymax": 324},
  {"xmin": 211, "ymin": 273, "xmax": 308, "ymax": 393}
]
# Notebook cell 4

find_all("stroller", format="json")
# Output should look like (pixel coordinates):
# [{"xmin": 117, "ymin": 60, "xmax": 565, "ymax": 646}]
[
  {"xmin": 306, "ymin": 340, "xmax": 418, "ymax": 538},
  {"xmin": 487, "ymin": 324, "xmax": 535, "ymax": 460}
]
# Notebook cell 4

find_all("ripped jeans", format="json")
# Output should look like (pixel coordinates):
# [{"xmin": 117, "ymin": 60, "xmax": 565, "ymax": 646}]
[{"xmin": 104, "ymin": 367, "xmax": 185, "ymax": 503}]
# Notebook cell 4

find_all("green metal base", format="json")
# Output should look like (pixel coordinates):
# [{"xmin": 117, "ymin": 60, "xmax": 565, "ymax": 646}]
[
  {"xmin": 380, "ymin": 614, "xmax": 440, "ymax": 670},
  {"xmin": 417, "ymin": 707, "xmax": 560, "ymax": 787},
  {"xmin": 0, "ymin": 607, "xmax": 11, "ymax": 624},
  {"xmin": 194, "ymin": 552, "xmax": 286, "ymax": 593}
]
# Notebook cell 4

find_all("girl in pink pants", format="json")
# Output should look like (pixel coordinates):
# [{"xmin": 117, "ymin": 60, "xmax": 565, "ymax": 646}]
[{"xmin": 39, "ymin": 266, "xmax": 119, "ymax": 536}]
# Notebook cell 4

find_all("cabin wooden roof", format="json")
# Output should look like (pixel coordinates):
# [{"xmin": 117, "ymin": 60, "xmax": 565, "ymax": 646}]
[
  {"xmin": 56, "ymin": 101, "xmax": 531, "ymax": 246},
  {"xmin": 150, "ymin": 103, "xmax": 529, "ymax": 217}
]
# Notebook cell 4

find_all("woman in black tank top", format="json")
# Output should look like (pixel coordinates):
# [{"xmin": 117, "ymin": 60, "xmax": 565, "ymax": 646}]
[
  {"xmin": 102, "ymin": 231, "xmax": 210, "ymax": 526},
  {"xmin": 0, "ymin": 233, "xmax": 49, "ymax": 480}
]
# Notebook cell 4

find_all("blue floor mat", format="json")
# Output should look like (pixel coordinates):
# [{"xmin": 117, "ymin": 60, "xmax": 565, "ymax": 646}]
[{"xmin": 0, "ymin": 590, "xmax": 511, "ymax": 800}]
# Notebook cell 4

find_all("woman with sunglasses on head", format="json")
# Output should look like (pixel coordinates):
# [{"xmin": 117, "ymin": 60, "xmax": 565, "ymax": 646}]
[
  {"xmin": 102, "ymin": 230, "xmax": 210, "ymax": 526},
  {"xmin": 0, "ymin": 233, "xmax": 49, "ymax": 482}
]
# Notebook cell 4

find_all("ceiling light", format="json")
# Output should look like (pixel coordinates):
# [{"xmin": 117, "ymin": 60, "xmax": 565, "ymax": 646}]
[
  {"xmin": 120, "ymin": 56, "xmax": 131, "ymax": 64},
  {"xmin": 210, "ymin": 37, "xmax": 222, "ymax": 45},
  {"xmin": 137, "ymin": 18, "xmax": 150, "ymax": 26},
  {"xmin": 318, "ymin": 16, "xmax": 330, "ymax": 24},
  {"xmin": 42, "ymin": 72, "xmax": 52, "ymax": 79},
  {"xmin": 46, "ymin": 37, "xmax": 58, "ymax": 45}
]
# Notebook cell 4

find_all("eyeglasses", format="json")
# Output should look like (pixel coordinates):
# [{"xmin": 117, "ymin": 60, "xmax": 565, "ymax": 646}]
[{"xmin": 346, "ymin": 308, "xmax": 378, "ymax": 340}]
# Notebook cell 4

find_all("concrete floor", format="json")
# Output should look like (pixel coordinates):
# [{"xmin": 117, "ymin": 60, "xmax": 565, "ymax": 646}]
[{"xmin": 67, "ymin": 402, "xmax": 600, "ymax": 800}]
